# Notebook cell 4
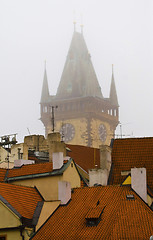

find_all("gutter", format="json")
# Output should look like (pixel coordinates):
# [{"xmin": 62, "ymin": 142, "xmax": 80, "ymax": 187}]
[
  {"xmin": 20, "ymin": 226, "xmax": 25, "ymax": 240},
  {"xmin": 7, "ymin": 159, "xmax": 72, "ymax": 182}
]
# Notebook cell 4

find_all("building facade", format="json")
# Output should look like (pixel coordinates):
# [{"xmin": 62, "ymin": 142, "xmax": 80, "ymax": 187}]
[{"xmin": 40, "ymin": 28, "xmax": 119, "ymax": 148}]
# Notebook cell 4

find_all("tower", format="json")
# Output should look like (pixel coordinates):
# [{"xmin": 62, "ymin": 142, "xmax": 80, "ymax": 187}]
[{"xmin": 40, "ymin": 27, "xmax": 119, "ymax": 148}]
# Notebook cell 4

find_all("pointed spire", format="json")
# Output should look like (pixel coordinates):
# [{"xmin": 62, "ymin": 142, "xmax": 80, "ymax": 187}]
[
  {"xmin": 40, "ymin": 61, "xmax": 50, "ymax": 103},
  {"xmin": 56, "ymin": 30, "xmax": 103, "ymax": 99},
  {"xmin": 73, "ymin": 21, "xmax": 76, "ymax": 32},
  {"xmin": 73, "ymin": 10, "xmax": 76, "ymax": 32},
  {"xmin": 80, "ymin": 14, "xmax": 83, "ymax": 34},
  {"xmin": 80, "ymin": 24, "xmax": 83, "ymax": 34},
  {"xmin": 109, "ymin": 64, "xmax": 119, "ymax": 106}
]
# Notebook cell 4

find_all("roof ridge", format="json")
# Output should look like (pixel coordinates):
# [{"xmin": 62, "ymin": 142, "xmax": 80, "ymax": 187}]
[{"xmin": 0, "ymin": 182, "xmax": 41, "ymax": 190}]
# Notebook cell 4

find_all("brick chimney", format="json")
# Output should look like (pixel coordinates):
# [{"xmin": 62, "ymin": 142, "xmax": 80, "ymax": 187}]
[{"xmin": 131, "ymin": 167, "xmax": 147, "ymax": 203}]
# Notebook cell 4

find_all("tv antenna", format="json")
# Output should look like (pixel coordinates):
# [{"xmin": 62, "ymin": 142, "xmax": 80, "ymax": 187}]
[
  {"xmin": 115, "ymin": 122, "xmax": 133, "ymax": 138},
  {"xmin": 0, "ymin": 134, "xmax": 17, "ymax": 149}
]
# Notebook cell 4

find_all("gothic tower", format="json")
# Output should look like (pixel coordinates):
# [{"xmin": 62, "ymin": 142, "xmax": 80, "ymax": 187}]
[{"xmin": 40, "ymin": 27, "xmax": 119, "ymax": 148}]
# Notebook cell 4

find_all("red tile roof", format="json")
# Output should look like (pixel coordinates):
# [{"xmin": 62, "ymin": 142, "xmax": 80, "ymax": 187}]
[
  {"xmin": 30, "ymin": 185, "xmax": 153, "ymax": 240},
  {"xmin": 7, "ymin": 162, "xmax": 53, "ymax": 178},
  {"xmin": 66, "ymin": 144, "xmax": 100, "ymax": 173},
  {"xmin": 0, "ymin": 182, "xmax": 43, "ymax": 219},
  {"xmin": 109, "ymin": 138, "xmax": 153, "ymax": 190},
  {"xmin": 0, "ymin": 168, "xmax": 6, "ymax": 182}
]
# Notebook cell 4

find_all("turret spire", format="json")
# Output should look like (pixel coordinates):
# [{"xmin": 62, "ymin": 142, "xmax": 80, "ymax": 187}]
[
  {"xmin": 80, "ymin": 14, "xmax": 83, "ymax": 34},
  {"xmin": 73, "ymin": 21, "xmax": 76, "ymax": 32},
  {"xmin": 40, "ymin": 62, "xmax": 50, "ymax": 103},
  {"xmin": 109, "ymin": 64, "xmax": 119, "ymax": 106}
]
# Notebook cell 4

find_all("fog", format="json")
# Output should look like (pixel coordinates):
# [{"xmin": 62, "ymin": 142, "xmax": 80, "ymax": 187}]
[{"xmin": 0, "ymin": 0, "xmax": 153, "ymax": 143}]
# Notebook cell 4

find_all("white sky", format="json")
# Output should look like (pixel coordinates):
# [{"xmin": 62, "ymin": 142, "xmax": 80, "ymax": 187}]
[{"xmin": 0, "ymin": 0, "xmax": 153, "ymax": 143}]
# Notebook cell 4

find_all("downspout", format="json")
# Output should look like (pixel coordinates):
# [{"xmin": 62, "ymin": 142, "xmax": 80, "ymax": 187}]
[{"xmin": 20, "ymin": 226, "xmax": 25, "ymax": 240}]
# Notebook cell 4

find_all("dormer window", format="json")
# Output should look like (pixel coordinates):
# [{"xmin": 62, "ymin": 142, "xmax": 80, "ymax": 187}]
[{"xmin": 85, "ymin": 206, "xmax": 105, "ymax": 227}]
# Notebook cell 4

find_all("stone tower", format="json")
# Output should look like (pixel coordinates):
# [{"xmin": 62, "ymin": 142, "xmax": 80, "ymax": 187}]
[{"xmin": 40, "ymin": 28, "xmax": 119, "ymax": 148}]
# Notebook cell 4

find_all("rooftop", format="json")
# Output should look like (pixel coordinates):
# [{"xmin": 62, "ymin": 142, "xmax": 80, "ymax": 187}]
[
  {"xmin": 109, "ymin": 138, "xmax": 153, "ymax": 190},
  {"xmin": 0, "ymin": 160, "xmax": 73, "ymax": 182},
  {"xmin": 30, "ymin": 185, "xmax": 153, "ymax": 240},
  {"xmin": 0, "ymin": 182, "xmax": 43, "ymax": 220},
  {"xmin": 66, "ymin": 144, "xmax": 100, "ymax": 173}
]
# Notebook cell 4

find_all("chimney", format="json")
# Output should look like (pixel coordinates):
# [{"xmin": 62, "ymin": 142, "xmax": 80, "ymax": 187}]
[
  {"xmin": 14, "ymin": 159, "xmax": 35, "ymax": 167},
  {"xmin": 47, "ymin": 132, "xmax": 66, "ymax": 161},
  {"xmin": 99, "ymin": 145, "xmax": 111, "ymax": 171},
  {"xmin": 89, "ymin": 168, "xmax": 108, "ymax": 187},
  {"xmin": 18, "ymin": 148, "xmax": 21, "ymax": 159},
  {"xmin": 58, "ymin": 181, "xmax": 71, "ymax": 205},
  {"xmin": 52, "ymin": 152, "xmax": 63, "ymax": 170},
  {"xmin": 131, "ymin": 167, "xmax": 147, "ymax": 203}
]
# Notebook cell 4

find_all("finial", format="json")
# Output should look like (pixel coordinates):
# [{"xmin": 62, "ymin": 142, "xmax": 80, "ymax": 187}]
[
  {"xmin": 112, "ymin": 64, "xmax": 114, "ymax": 74},
  {"xmin": 80, "ymin": 13, "xmax": 83, "ymax": 34},
  {"xmin": 73, "ymin": 10, "xmax": 76, "ymax": 32},
  {"xmin": 73, "ymin": 21, "xmax": 76, "ymax": 31},
  {"xmin": 44, "ymin": 60, "xmax": 46, "ymax": 70},
  {"xmin": 80, "ymin": 24, "xmax": 83, "ymax": 34}
]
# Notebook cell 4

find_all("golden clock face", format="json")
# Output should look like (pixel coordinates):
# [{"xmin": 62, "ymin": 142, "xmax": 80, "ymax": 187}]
[
  {"xmin": 60, "ymin": 123, "xmax": 75, "ymax": 142},
  {"xmin": 99, "ymin": 124, "xmax": 107, "ymax": 142}
]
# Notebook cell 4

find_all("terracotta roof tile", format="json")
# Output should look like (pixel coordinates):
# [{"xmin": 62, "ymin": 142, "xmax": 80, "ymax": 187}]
[
  {"xmin": 86, "ymin": 206, "xmax": 103, "ymax": 219},
  {"xmin": 7, "ymin": 162, "xmax": 53, "ymax": 178},
  {"xmin": 66, "ymin": 144, "xmax": 100, "ymax": 173},
  {"xmin": 0, "ymin": 168, "xmax": 6, "ymax": 181},
  {"xmin": 30, "ymin": 185, "xmax": 153, "ymax": 240},
  {"xmin": 109, "ymin": 138, "xmax": 153, "ymax": 190},
  {"xmin": 0, "ymin": 182, "xmax": 43, "ymax": 219}
]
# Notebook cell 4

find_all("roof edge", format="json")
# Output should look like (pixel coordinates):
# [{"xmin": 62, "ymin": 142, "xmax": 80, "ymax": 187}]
[{"xmin": 7, "ymin": 159, "xmax": 72, "ymax": 182}]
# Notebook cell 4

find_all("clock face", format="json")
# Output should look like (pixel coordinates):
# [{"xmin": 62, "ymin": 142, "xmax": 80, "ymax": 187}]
[
  {"xmin": 60, "ymin": 123, "xmax": 75, "ymax": 142},
  {"xmin": 99, "ymin": 124, "xmax": 107, "ymax": 142}
]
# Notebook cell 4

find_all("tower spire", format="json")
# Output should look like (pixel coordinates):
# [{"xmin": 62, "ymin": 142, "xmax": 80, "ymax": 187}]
[
  {"xmin": 80, "ymin": 14, "xmax": 83, "ymax": 34},
  {"xmin": 73, "ymin": 10, "xmax": 76, "ymax": 32},
  {"xmin": 73, "ymin": 21, "xmax": 76, "ymax": 31},
  {"xmin": 40, "ymin": 62, "xmax": 50, "ymax": 103},
  {"xmin": 109, "ymin": 64, "xmax": 119, "ymax": 106}
]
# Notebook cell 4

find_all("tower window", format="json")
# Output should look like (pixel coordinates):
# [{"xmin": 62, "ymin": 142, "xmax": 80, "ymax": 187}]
[{"xmin": 43, "ymin": 106, "xmax": 48, "ymax": 113}]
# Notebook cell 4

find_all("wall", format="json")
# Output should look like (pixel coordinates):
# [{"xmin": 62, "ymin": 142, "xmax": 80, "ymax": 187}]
[
  {"xmin": 56, "ymin": 118, "xmax": 88, "ymax": 146},
  {"xmin": 0, "ymin": 229, "xmax": 33, "ymax": 240},
  {"xmin": 91, "ymin": 119, "xmax": 112, "ymax": 148},
  {"xmin": 0, "ymin": 201, "xmax": 34, "ymax": 240},
  {"xmin": 11, "ymin": 175, "xmax": 63, "ymax": 201},
  {"xmin": 0, "ymin": 147, "xmax": 10, "ymax": 165},
  {"xmin": 36, "ymin": 201, "xmax": 60, "ymax": 231},
  {"xmin": 63, "ymin": 161, "xmax": 81, "ymax": 188},
  {"xmin": 10, "ymin": 163, "xmax": 80, "ymax": 201},
  {"xmin": 0, "ymin": 201, "xmax": 20, "ymax": 228}
]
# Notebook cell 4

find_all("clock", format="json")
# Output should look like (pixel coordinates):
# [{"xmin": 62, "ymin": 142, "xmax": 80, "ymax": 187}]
[
  {"xmin": 99, "ymin": 124, "xmax": 107, "ymax": 142},
  {"xmin": 60, "ymin": 123, "xmax": 75, "ymax": 142}
]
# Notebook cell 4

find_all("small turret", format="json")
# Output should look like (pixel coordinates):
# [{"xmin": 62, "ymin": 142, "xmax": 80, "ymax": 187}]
[
  {"xmin": 40, "ymin": 63, "xmax": 50, "ymax": 103},
  {"xmin": 109, "ymin": 65, "xmax": 119, "ymax": 107}
]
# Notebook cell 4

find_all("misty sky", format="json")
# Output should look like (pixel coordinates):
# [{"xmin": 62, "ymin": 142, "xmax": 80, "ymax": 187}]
[{"xmin": 0, "ymin": 0, "xmax": 153, "ymax": 143}]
